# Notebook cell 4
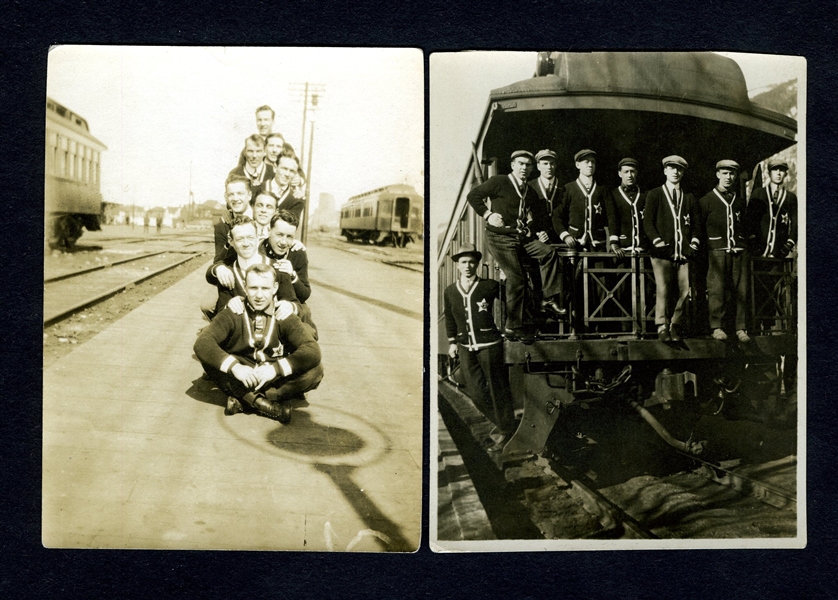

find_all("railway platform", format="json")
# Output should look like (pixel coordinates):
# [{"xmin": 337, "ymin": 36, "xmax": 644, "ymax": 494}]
[{"xmin": 43, "ymin": 243, "xmax": 422, "ymax": 551}]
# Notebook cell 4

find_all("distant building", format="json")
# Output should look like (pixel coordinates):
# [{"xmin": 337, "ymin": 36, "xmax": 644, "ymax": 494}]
[{"xmin": 311, "ymin": 192, "xmax": 339, "ymax": 230}]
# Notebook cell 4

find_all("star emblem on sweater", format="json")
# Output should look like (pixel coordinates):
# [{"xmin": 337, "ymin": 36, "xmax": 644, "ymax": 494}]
[
  {"xmin": 683, "ymin": 214, "xmax": 690, "ymax": 226},
  {"xmin": 271, "ymin": 343, "xmax": 284, "ymax": 358},
  {"xmin": 594, "ymin": 203, "xmax": 602, "ymax": 214},
  {"xmin": 735, "ymin": 211, "xmax": 741, "ymax": 222},
  {"xmin": 476, "ymin": 298, "xmax": 489, "ymax": 312},
  {"xmin": 781, "ymin": 212, "xmax": 790, "ymax": 225}
]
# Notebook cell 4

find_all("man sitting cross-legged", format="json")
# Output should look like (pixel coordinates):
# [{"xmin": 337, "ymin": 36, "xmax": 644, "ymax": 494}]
[{"xmin": 195, "ymin": 263, "xmax": 324, "ymax": 424}]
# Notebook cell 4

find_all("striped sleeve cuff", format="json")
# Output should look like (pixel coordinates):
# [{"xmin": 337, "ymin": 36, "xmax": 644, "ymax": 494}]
[
  {"xmin": 220, "ymin": 355, "xmax": 238, "ymax": 373},
  {"xmin": 652, "ymin": 237, "xmax": 662, "ymax": 245},
  {"xmin": 559, "ymin": 231, "xmax": 570, "ymax": 241},
  {"xmin": 277, "ymin": 358, "xmax": 292, "ymax": 377},
  {"xmin": 609, "ymin": 235, "xmax": 619, "ymax": 243},
  {"xmin": 691, "ymin": 238, "xmax": 700, "ymax": 246}
]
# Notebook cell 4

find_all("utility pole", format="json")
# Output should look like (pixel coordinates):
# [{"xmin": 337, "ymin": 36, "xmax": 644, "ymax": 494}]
[{"xmin": 289, "ymin": 83, "xmax": 325, "ymax": 246}]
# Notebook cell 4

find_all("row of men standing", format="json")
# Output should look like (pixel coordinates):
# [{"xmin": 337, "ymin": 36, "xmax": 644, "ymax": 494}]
[
  {"xmin": 464, "ymin": 148, "xmax": 797, "ymax": 343},
  {"xmin": 195, "ymin": 105, "xmax": 323, "ymax": 426}
]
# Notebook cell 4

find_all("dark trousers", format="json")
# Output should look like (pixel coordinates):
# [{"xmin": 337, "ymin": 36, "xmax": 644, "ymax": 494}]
[
  {"xmin": 202, "ymin": 359, "xmax": 324, "ymax": 403},
  {"xmin": 523, "ymin": 239, "xmax": 564, "ymax": 300},
  {"xmin": 650, "ymin": 257, "xmax": 690, "ymax": 326},
  {"xmin": 485, "ymin": 229, "xmax": 526, "ymax": 330},
  {"xmin": 707, "ymin": 250, "xmax": 749, "ymax": 330},
  {"xmin": 459, "ymin": 342, "xmax": 516, "ymax": 435}
]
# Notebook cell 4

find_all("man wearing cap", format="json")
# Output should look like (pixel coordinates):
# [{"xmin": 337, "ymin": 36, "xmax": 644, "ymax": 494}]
[
  {"xmin": 554, "ymin": 150, "xmax": 610, "ymax": 251},
  {"xmin": 606, "ymin": 158, "xmax": 649, "ymax": 329},
  {"xmin": 466, "ymin": 150, "xmax": 539, "ymax": 342},
  {"xmin": 643, "ymin": 155, "xmax": 701, "ymax": 342},
  {"xmin": 525, "ymin": 149, "xmax": 567, "ymax": 318},
  {"xmin": 700, "ymin": 160, "xmax": 750, "ymax": 342},
  {"xmin": 745, "ymin": 158, "xmax": 797, "ymax": 259},
  {"xmin": 444, "ymin": 244, "xmax": 516, "ymax": 451}
]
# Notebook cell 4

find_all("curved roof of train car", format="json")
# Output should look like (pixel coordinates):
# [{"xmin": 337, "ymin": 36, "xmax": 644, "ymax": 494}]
[
  {"xmin": 488, "ymin": 52, "xmax": 796, "ymax": 136},
  {"xmin": 345, "ymin": 184, "xmax": 423, "ymax": 204},
  {"xmin": 46, "ymin": 97, "xmax": 108, "ymax": 150}
]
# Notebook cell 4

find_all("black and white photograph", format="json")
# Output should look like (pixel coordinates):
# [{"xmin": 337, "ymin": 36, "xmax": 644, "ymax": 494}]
[
  {"xmin": 430, "ymin": 51, "xmax": 805, "ymax": 550},
  {"xmin": 43, "ymin": 46, "xmax": 424, "ymax": 551}
]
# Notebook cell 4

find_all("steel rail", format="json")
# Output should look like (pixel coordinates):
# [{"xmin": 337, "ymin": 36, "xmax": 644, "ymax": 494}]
[{"xmin": 43, "ymin": 250, "xmax": 208, "ymax": 327}]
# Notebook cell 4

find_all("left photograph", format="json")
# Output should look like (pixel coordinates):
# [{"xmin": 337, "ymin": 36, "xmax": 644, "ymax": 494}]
[{"xmin": 43, "ymin": 46, "xmax": 424, "ymax": 551}]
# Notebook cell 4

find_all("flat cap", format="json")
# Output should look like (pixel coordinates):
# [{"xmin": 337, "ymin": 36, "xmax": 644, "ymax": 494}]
[
  {"xmin": 767, "ymin": 157, "xmax": 789, "ymax": 170},
  {"xmin": 574, "ymin": 149, "xmax": 597, "ymax": 162},
  {"xmin": 510, "ymin": 150, "xmax": 535, "ymax": 162},
  {"xmin": 535, "ymin": 149, "xmax": 558, "ymax": 162},
  {"xmin": 618, "ymin": 157, "xmax": 638, "ymax": 169},
  {"xmin": 451, "ymin": 243, "xmax": 482, "ymax": 263},
  {"xmin": 715, "ymin": 159, "xmax": 740, "ymax": 171},
  {"xmin": 662, "ymin": 155, "xmax": 689, "ymax": 170}
]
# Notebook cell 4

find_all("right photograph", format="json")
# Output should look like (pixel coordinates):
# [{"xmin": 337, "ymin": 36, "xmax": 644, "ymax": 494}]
[{"xmin": 430, "ymin": 51, "xmax": 805, "ymax": 550}]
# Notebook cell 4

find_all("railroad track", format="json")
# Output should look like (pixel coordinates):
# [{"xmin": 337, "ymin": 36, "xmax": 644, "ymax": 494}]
[
  {"xmin": 44, "ymin": 243, "xmax": 210, "ymax": 326},
  {"xmin": 438, "ymin": 379, "xmax": 796, "ymax": 540}
]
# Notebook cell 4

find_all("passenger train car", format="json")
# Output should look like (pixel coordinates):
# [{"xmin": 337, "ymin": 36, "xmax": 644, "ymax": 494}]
[
  {"xmin": 437, "ymin": 52, "xmax": 799, "ymax": 465},
  {"xmin": 340, "ymin": 184, "xmax": 423, "ymax": 247},
  {"xmin": 45, "ymin": 97, "xmax": 107, "ymax": 249}
]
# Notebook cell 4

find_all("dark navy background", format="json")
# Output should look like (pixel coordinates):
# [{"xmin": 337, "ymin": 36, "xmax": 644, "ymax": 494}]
[{"xmin": 2, "ymin": 1, "xmax": 836, "ymax": 597}]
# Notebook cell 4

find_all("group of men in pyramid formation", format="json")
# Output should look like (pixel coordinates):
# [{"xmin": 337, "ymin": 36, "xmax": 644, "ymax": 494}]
[{"xmin": 194, "ymin": 105, "xmax": 323, "ymax": 426}]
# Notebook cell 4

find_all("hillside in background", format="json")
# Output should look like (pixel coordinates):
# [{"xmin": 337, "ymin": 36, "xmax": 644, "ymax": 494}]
[{"xmin": 751, "ymin": 79, "xmax": 798, "ymax": 119}]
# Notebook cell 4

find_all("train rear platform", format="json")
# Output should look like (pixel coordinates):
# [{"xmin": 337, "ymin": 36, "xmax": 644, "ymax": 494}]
[{"xmin": 43, "ymin": 246, "xmax": 422, "ymax": 551}]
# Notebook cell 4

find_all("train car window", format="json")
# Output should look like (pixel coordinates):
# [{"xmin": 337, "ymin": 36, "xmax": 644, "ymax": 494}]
[{"xmin": 55, "ymin": 105, "xmax": 66, "ymax": 118}]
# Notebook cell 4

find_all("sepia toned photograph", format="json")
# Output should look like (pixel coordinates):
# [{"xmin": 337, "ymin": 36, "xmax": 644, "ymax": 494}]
[
  {"xmin": 430, "ymin": 51, "xmax": 805, "ymax": 550},
  {"xmin": 43, "ymin": 46, "xmax": 424, "ymax": 551}
]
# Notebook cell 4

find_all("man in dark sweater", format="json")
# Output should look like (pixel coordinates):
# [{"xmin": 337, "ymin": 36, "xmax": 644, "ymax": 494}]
[
  {"xmin": 228, "ymin": 134, "xmax": 275, "ymax": 206},
  {"xmin": 444, "ymin": 244, "xmax": 516, "ymax": 451},
  {"xmin": 606, "ymin": 158, "xmax": 650, "ymax": 330},
  {"xmin": 524, "ymin": 149, "xmax": 567, "ymax": 319},
  {"xmin": 745, "ymin": 157, "xmax": 797, "ymax": 259},
  {"xmin": 643, "ymin": 155, "xmax": 701, "ymax": 342},
  {"xmin": 266, "ymin": 146, "xmax": 306, "ymax": 221},
  {"xmin": 466, "ymin": 150, "xmax": 538, "ymax": 343},
  {"xmin": 261, "ymin": 210, "xmax": 317, "ymax": 336},
  {"xmin": 699, "ymin": 159, "xmax": 750, "ymax": 342},
  {"xmin": 195, "ymin": 263, "xmax": 323, "ymax": 424}
]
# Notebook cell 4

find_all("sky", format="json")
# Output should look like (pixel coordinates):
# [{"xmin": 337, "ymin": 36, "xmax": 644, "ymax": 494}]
[
  {"xmin": 430, "ymin": 51, "xmax": 806, "ymax": 235},
  {"xmin": 47, "ymin": 46, "xmax": 424, "ymax": 212}
]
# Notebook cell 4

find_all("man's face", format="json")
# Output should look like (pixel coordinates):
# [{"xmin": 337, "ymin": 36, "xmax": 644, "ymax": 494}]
[
  {"xmin": 664, "ymin": 164, "xmax": 684, "ymax": 184},
  {"xmin": 716, "ymin": 168, "xmax": 737, "ymax": 191},
  {"xmin": 245, "ymin": 271, "xmax": 278, "ymax": 311},
  {"xmin": 769, "ymin": 167, "xmax": 788, "ymax": 185},
  {"xmin": 245, "ymin": 139, "xmax": 266, "ymax": 168},
  {"xmin": 537, "ymin": 158, "xmax": 556, "ymax": 180},
  {"xmin": 456, "ymin": 256, "xmax": 478, "ymax": 278},
  {"xmin": 276, "ymin": 156, "xmax": 299, "ymax": 187},
  {"xmin": 618, "ymin": 166, "xmax": 637, "ymax": 187},
  {"xmin": 253, "ymin": 194, "xmax": 277, "ymax": 226},
  {"xmin": 510, "ymin": 157, "xmax": 533, "ymax": 181},
  {"xmin": 576, "ymin": 157, "xmax": 596, "ymax": 178},
  {"xmin": 269, "ymin": 218, "xmax": 297, "ymax": 254},
  {"xmin": 255, "ymin": 110, "xmax": 274, "ymax": 137},
  {"xmin": 266, "ymin": 137, "xmax": 284, "ymax": 162},
  {"xmin": 229, "ymin": 223, "xmax": 258, "ymax": 259},
  {"xmin": 225, "ymin": 182, "xmax": 250, "ymax": 214}
]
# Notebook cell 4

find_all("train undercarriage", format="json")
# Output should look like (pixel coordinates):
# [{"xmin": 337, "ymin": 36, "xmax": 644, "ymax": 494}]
[
  {"xmin": 341, "ymin": 228, "xmax": 414, "ymax": 247},
  {"xmin": 46, "ymin": 212, "xmax": 102, "ymax": 250}
]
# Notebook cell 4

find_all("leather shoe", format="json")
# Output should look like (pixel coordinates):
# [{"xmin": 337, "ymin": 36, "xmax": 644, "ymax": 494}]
[
  {"xmin": 541, "ymin": 298, "xmax": 567, "ymax": 319},
  {"xmin": 657, "ymin": 325, "xmax": 671, "ymax": 342},
  {"xmin": 712, "ymin": 328, "xmax": 728, "ymax": 341},
  {"xmin": 224, "ymin": 395, "xmax": 243, "ymax": 416},
  {"xmin": 253, "ymin": 394, "xmax": 291, "ymax": 423},
  {"xmin": 669, "ymin": 323, "xmax": 682, "ymax": 342},
  {"xmin": 735, "ymin": 329, "xmax": 751, "ymax": 343}
]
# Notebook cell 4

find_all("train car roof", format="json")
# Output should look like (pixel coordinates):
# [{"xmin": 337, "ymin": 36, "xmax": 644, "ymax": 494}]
[
  {"xmin": 46, "ymin": 97, "xmax": 108, "ymax": 149},
  {"xmin": 490, "ymin": 52, "xmax": 796, "ymax": 134},
  {"xmin": 345, "ymin": 184, "xmax": 423, "ymax": 203}
]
